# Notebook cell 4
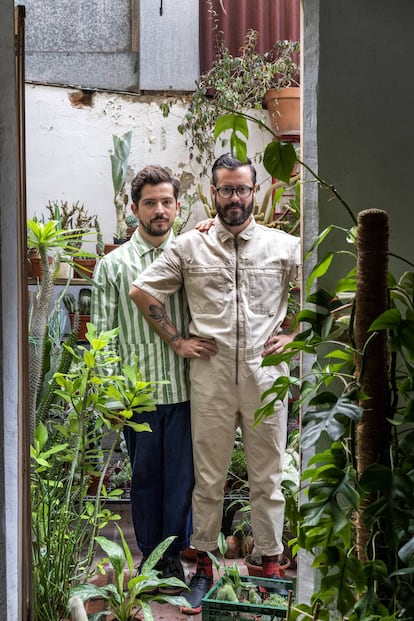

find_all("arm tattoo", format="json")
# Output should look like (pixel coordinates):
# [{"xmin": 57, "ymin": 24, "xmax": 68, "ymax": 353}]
[{"xmin": 148, "ymin": 303, "xmax": 182, "ymax": 343}]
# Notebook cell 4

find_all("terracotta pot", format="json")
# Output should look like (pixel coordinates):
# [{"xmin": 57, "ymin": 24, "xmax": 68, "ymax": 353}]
[
  {"xmin": 68, "ymin": 313, "xmax": 90, "ymax": 341},
  {"xmin": 243, "ymin": 553, "xmax": 290, "ymax": 578},
  {"xmin": 28, "ymin": 252, "xmax": 55, "ymax": 279},
  {"xmin": 264, "ymin": 86, "xmax": 300, "ymax": 137},
  {"xmin": 224, "ymin": 535, "xmax": 241, "ymax": 559},
  {"xmin": 73, "ymin": 257, "xmax": 96, "ymax": 279},
  {"xmin": 29, "ymin": 255, "xmax": 42, "ymax": 278}
]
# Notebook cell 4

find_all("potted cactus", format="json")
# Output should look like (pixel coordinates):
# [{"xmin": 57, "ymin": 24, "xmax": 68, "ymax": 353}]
[{"xmin": 62, "ymin": 288, "xmax": 92, "ymax": 341}]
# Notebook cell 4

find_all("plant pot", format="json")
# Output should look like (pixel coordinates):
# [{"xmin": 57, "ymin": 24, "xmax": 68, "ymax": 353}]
[
  {"xmin": 73, "ymin": 257, "xmax": 96, "ymax": 279},
  {"xmin": 263, "ymin": 86, "xmax": 301, "ymax": 137},
  {"xmin": 29, "ymin": 255, "xmax": 42, "ymax": 278},
  {"xmin": 243, "ymin": 553, "xmax": 290, "ymax": 578},
  {"xmin": 28, "ymin": 252, "xmax": 55, "ymax": 279},
  {"xmin": 103, "ymin": 243, "xmax": 120, "ymax": 254},
  {"xmin": 224, "ymin": 535, "xmax": 241, "ymax": 559},
  {"xmin": 68, "ymin": 313, "xmax": 90, "ymax": 341}
]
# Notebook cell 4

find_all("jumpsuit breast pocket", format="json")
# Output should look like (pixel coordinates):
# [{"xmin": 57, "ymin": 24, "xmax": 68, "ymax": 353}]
[
  {"xmin": 184, "ymin": 266, "xmax": 228, "ymax": 315},
  {"xmin": 247, "ymin": 267, "xmax": 284, "ymax": 315}
]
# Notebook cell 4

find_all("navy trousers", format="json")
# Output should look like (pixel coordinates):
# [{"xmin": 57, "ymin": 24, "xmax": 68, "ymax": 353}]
[{"xmin": 123, "ymin": 401, "xmax": 194, "ymax": 557}]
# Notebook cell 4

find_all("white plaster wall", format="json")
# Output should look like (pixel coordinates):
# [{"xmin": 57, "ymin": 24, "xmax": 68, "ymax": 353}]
[{"xmin": 25, "ymin": 84, "xmax": 275, "ymax": 245}]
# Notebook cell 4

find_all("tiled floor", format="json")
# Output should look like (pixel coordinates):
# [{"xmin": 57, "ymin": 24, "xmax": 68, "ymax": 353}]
[{"xmin": 97, "ymin": 500, "xmax": 296, "ymax": 621}]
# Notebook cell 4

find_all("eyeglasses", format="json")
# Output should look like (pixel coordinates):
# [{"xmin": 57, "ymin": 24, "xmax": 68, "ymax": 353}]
[{"xmin": 214, "ymin": 185, "xmax": 254, "ymax": 199}]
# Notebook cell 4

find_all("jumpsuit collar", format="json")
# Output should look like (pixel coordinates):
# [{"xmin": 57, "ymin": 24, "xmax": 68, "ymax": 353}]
[{"xmin": 214, "ymin": 214, "xmax": 257, "ymax": 243}]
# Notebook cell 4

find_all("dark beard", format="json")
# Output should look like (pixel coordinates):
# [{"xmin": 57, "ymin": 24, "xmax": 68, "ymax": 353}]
[
  {"xmin": 140, "ymin": 219, "xmax": 172, "ymax": 237},
  {"xmin": 215, "ymin": 198, "xmax": 254, "ymax": 227}
]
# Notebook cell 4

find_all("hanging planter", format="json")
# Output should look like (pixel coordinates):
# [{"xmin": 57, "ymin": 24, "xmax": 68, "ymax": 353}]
[{"xmin": 263, "ymin": 86, "xmax": 301, "ymax": 137}]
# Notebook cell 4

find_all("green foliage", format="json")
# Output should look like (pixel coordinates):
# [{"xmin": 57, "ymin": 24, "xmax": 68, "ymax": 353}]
[
  {"xmin": 45, "ymin": 200, "xmax": 99, "ymax": 250},
  {"xmin": 215, "ymin": 113, "xmax": 297, "ymax": 184},
  {"xmin": 28, "ymin": 218, "xmax": 84, "ymax": 255},
  {"xmin": 229, "ymin": 447, "xmax": 247, "ymax": 480},
  {"xmin": 31, "ymin": 325, "xmax": 160, "ymax": 621},
  {"xmin": 168, "ymin": 29, "xmax": 298, "ymax": 174},
  {"xmin": 208, "ymin": 533, "xmax": 247, "ymax": 600},
  {"xmin": 214, "ymin": 111, "xmax": 414, "ymax": 619},
  {"xmin": 70, "ymin": 531, "xmax": 189, "ymax": 621}
]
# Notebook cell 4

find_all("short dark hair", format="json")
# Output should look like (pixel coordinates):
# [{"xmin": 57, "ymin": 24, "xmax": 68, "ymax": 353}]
[
  {"xmin": 212, "ymin": 153, "xmax": 257, "ymax": 186},
  {"xmin": 131, "ymin": 165, "xmax": 180, "ymax": 205}
]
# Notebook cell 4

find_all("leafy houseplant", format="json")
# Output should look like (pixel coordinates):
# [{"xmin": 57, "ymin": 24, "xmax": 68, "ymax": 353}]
[
  {"xmin": 31, "ymin": 324, "xmax": 159, "ymax": 621},
  {"xmin": 216, "ymin": 112, "xmax": 414, "ymax": 619},
  {"xmin": 46, "ymin": 199, "xmax": 99, "ymax": 264},
  {"xmin": 161, "ymin": 29, "xmax": 299, "ymax": 174},
  {"xmin": 27, "ymin": 218, "xmax": 87, "ymax": 439},
  {"xmin": 69, "ymin": 531, "xmax": 189, "ymax": 621},
  {"xmin": 204, "ymin": 534, "xmax": 294, "ymax": 617}
]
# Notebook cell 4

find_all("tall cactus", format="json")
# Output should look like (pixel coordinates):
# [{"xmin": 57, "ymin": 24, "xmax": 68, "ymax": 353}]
[
  {"xmin": 110, "ymin": 131, "xmax": 132, "ymax": 240},
  {"xmin": 28, "ymin": 219, "xmax": 84, "ymax": 441}
]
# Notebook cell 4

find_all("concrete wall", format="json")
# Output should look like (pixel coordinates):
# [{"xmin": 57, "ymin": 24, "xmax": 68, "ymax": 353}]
[
  {"xmin": 21, "ymin": 0, "xmax": 199, "ymax": 91},
  {"xmin": 304, "ymin": 0, "xmax": 414, "ymax": 284}
]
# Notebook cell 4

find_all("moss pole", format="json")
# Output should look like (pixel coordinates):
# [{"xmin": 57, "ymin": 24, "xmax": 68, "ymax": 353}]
[{"xmin": 354, "ymin": 209, "xmax": 389, "ymax": 558}]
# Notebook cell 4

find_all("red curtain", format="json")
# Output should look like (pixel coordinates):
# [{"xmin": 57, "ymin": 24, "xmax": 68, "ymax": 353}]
[{"xmin": 199, "ymin": 0, "xmax": 301, "ymax": 74}]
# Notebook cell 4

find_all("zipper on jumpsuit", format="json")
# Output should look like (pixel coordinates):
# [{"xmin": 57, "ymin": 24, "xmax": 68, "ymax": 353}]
[{"xmin": 234, "ymin": 236, "xmax": 240, "ymax": 386}]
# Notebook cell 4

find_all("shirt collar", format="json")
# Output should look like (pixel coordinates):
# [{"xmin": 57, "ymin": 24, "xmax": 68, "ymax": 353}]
[{"xmin": 130, "ymin": 228, "xmax": 175, "ymax": 258}]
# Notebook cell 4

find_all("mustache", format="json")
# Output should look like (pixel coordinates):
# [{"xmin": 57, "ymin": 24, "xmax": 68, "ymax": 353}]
[{"xmin": 224, "ymin": 202, "xmax": 243, "ymax": 209}]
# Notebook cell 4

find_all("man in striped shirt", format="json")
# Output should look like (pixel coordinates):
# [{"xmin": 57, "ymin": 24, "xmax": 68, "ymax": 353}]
[{"xmin": 91, "ymin": 165, "xmax": 195, "ymax": 592}]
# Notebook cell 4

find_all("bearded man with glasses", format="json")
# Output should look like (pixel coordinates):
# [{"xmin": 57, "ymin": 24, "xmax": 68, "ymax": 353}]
[{"xmin": 129, "ymin": 153, "xmax": 301, "ymax": 614}]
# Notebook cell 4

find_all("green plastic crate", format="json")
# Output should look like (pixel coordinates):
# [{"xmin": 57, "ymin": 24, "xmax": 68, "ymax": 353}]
[{"xmin": 202, "ymin": 574, "xmax": 294, "ymax": 620}]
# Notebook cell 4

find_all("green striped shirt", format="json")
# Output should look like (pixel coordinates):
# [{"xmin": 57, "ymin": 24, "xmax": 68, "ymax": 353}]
[{"xmin": 90, "ymin": 230, "xmax": 189, "ymax": 404}]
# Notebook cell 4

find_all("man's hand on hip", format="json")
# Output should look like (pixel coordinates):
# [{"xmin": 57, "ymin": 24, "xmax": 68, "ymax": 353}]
[
  {"xmin": 174, "ymin": 336, "xmax": 218, "ymax": 359},
  {"xmin": 262, "ymin": 333, "xmax": 295, "ymax": 357}
]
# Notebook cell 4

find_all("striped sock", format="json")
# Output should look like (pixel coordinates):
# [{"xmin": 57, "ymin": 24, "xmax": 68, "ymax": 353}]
[
  {"xmin": 262, "ymin": 555, "xmax": 281, "ymax": 577},
  {"xmin": 196, "ymin": 551, "xmax": 213, "ymax": 578}
]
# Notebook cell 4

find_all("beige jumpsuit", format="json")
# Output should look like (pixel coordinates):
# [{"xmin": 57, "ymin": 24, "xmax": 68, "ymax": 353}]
[{"xmin": 134, "ymin": 216, "xmax": 300, "ymax": 555}]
